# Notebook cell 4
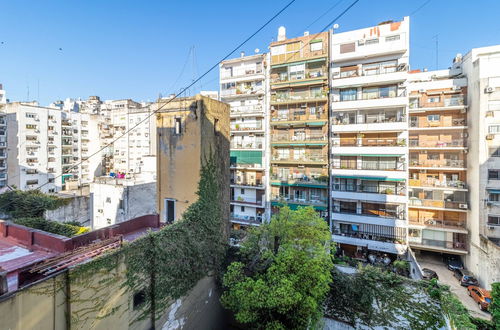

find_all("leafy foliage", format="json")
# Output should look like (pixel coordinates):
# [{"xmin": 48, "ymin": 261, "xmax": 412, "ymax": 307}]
[
  {"xmin": 491, "ymin": 282, "xmax": 500, "ymax": 329},
  {"xmin": 221, "ymin": 206, "xmax": 333, "ymax": 329},
  {"xmin": 0, "ymin": 189, "xmax": 68, "ymax": 218},
  {"xmin": 13, "ymin": 217, "xmax": 89, "ymax": 237},
  {"xmin": 325, "ymin": 266, "xmax": 444, "ymax": 329}
]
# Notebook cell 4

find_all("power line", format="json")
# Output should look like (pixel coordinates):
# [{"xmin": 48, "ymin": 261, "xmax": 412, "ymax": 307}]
[
  {"xmin": 411, "ymin": 0, "xmax": 432, "ymax": 16},
  {"xmin": 303, "ymin": 0, "xmax": 345, "ymax": 32},
  {"xmin": 2, "ymin": 0, "xmax": 298, "ymax": 203}
]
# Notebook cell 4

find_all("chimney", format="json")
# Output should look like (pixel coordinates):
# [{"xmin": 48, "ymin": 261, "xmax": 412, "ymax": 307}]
[{"xmin": 278, "ymin": 26, "xmax": 286, "ymax": 41}]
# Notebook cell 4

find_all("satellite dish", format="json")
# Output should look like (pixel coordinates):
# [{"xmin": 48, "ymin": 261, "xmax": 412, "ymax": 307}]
[
  {"xmin": 333, "ymin": 24, "xmax": 339, "ymax": 29},
  {"xmin": 255, "ymin": 48, "xmax": 260, "ymax": 53}
]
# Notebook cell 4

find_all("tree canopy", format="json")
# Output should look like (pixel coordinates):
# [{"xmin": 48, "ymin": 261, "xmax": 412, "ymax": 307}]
[
  {"xmin": 221, "ymin": 206, "xmax": 333, "ymax": 330},
  {"xmin": 0, "ymin": 189, "xmax": 68, "ymax": 218}
]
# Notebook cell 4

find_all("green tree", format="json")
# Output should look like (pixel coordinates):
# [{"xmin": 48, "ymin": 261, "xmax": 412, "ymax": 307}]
[
  {"xmin": 491, "ymin": 282, "xmax": 500, "ymax": 329},
  {"xmin": 221, "ymin": 206, "xmax": 333, "ymax": 329}
]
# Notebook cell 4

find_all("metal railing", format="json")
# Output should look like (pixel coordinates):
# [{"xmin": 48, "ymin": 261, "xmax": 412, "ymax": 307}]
[
  {"xmin": 221, "ymin": 87, "xmax": 264, "ymax": 97},
  {"xmin": 409, "ymin": 118, "xmax": 467, "ymax": 128},
  {"xmin": 271, "ymin": 113, "xmax": 328, "ymax": 122},
  {"xmin": 332, "ymin": 161, "xmax": 405, "ymax": 171},
  {"xmin": 230, "ymin": 178, "xmax": 264, "ymax": 187},
  {"xmin": 409, "ymin": 218, "xmax": 466, "ymax": 229},
  {"xmin": 331, "ymin": 113, "xmax": 406, "ymax": 125},
  {"xmin": 408, "ymin": 198, "xmax": 468, "ymax": 210},
  {"xmin": 409, "ymin": 159, "xmax": 466, "ymax": 168},
  {"xmin": 230, "ymin": 213, "xmax": 263, "ymax": 224},
  {"xmin": 333, "ymin": 183, "xmax": 406, "ymax": 196},
  {"xmin": 272, "ymin": 134, "xmax": 326, "ymax": 142},
  {"xmin": 409, "ymin": 139, "xmax": 467, "ymax": 148},
  {"xmin": 231, "ymin": 197, "xmax": 264, "ymax": 205},
  {"xmin": 332, "ymin": 228, "xmax": 406, "ymax": 245},
  {"xmin": 408, "ymin": 179, "xmax": 467, "ymax": 189},
  {"xmin": 271, "ymin": 91, "xmax": 328, "ymax": 103},
  {"xmin": 231, "ymin": 123, "xmax": 263, "ymax": 131},
  {"xmin": 230, "ymin": 142, "xmax": 263, "ymax": 149},
  {"xmin": 334, "ymin": 138, "xmax": 406, "ymax": 147},
  {"xmin": 271, "ymin": 195, "xmax": 328, "ymax": 205},
  {"xmin": 332, "ymin": 205, "xmax": 405, "ymax": 220},
  {"xmin": 272, "ymin": 155, "xmax": 327, "ymax": 163},
  {"xmin": 270, "ymin": 175, "xmax": 328, "ymax": 186},
  {"xmin": 271, "ymin": 68, "xmax": 327, "ymax": 83},
  {"xmin": 418, "ymin": 238, "xmax": 467, "ymax": 251}
]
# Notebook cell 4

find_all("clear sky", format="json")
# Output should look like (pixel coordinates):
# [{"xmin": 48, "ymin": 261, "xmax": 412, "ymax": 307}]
[{"xmin": 0, "ymin": 0, "xmax": 499, "ymax": 105}]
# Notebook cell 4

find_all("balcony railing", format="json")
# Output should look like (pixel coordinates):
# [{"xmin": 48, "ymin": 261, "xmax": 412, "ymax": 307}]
[
  {"xmin": 230, "ymin": 178, "xmax": 264, "ymax": 187},
  {"xmin": 408, "ymin": 179, "xmax": 467, "ymax": 189},
  {"xmin": 332, "ymin": 205, "xmax": 406, "ymax": 220},
  {"xmin": 272, "ymin": 155, "xmax": 327, "ymax": 163},
  {"xmin": 271, "ymin": 91, "xmax": 327, "ymax": 103},
  {"xmin": 230, "ymin": 163, "xmax": 264, "ymax": 170},
  {"xmin": 231, "ymin": 123, "xmax": 263, "ymax": 131},
  {"xmin": 231, "ymin": 197, "xmax": 263, "ymax": 205},
  {"xmin": 334, "ymin": 184, "xmax": 406, "ymax": 196},
  {"xmin": 409, "ymin": 96, "xmax": 465, "ymax": 109},
  {"xmin": 336, "ymin": 63, "xmax": 407, "ymax": 79},
  {"xmin": 220, "ymin": 68, "xmax": 264, "ymax": 80},
  {"xmin": 410, "ymin": 118, "xmax": 467, "ymax": 128},
  {"xmin": 331, "ymin": 112, "xmax": 405, "ymax": 125},
  {"xmin": 409, "ymin": 159, "xmax": 466, "ymax": 168},
  {"xmin": 230, "ymin": 142, "xmax": 263, "ymax": 149},
  {"xmin": 271, "ymin": 113, "xmax": 327, "ymax": 122},
  {"xmin": 272, "ymin": 134, "xmax": 326, "ymax": 142},
  {"xmin": 336, "ymin": 89, "xmax": 406, "ymax": 102},
  {"xmin": 332, "ymin": 160, "xmax": 405, "ymax": 171},
  {"xmin": 408, "ymin": 198, "xmax": 467, "ymax": 210},
  {"xmin": 230, "ymin": 105, "xmax": 263, "ymax": 115},
  {"xmin": 271, "ymin": 69, "xmax": 327, "ymax": 83},
  {"xmin": 334, "ymin": 138, "xmax": 406, "ymax": 147},
  {"xmin": 332, "ymin": 228, "xmax": 406, "ymax": 245},
  {"xmin": 271, "ymin": 175, "xmax": 328, "ymax": 186},
  {"xmin": 221, "ymin": 87, "xmax": 264, "ymax": 97},
  {"xmin": 271, "ymin": 195, "xmax": 328, "ymax": 205},
  {"xmin": 409, "ymin": 218, "xmax": 466, "ymax": 230},
  {"xmin": 415, "ymin": 238, "xmax": 467, "ymax": 251},
  {"xmin": 409, "ymin": 139, "xmax": 467, "ymax": 148},
  {"xmin": 230, "ymin": 213, "xmax": 263, "ymax": 225}
]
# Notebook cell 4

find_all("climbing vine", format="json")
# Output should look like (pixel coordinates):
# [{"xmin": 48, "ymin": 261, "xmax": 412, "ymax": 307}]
[
  {"xmin": 0, "ymin": 189, "xmax": 69, "ymax": 218},
  {"xmin": 68, "ymin": 153, "xmax": 227, "ymax": 327}
]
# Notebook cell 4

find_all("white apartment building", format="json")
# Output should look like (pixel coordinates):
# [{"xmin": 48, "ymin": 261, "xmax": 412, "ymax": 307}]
[
  {"xmin": 99, "ymin": 99, "xmax": 156, "ymax": 175},
  {"xmin": 330, "ymin": 17, "xmax": 410, "ymax": 257},
  {"xmin": 461, "ymin": 46, "xmax": 500, "ymax": 288},
  {"xmin": 6, "ymin": 102, "xmax": 64, "ymax": 193},
  {"xmin": 220, "ymin": 52, "xmax": 269, "ymax": 228}
]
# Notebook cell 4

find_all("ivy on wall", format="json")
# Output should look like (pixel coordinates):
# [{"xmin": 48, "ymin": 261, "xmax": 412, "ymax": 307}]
[
  {"xmin": 13, "ymin": 217, "xmax": 89, "ymax": 237},
  {"xmin": 69, "ymin": 154, "xmax": 227, "ymax": 327},
  {"xmin": 0, "ymin": 189, "xmax": 69, "ymax": 218}
]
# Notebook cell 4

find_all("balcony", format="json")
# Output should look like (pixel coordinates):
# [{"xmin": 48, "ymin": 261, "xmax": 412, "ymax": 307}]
[
  {"xmin": 409, "ymin": 139, "xmax": 467, "ymax": 149},
  {"xmin": 230, "ymin": 178, "xmax": 264, "ymax": 189},
  {"xmin": 271, "ymin": 67, "xmax": 328, "ymax": 88},
  {"xmin": 409, "ymin": 237, "xmax": 467, "ymax": 254},
  {"xmin": 331, "ymin": 204, "xmax": 406, "ymax": 221},
  {"xmin": 408, "ymin": 198, "xmax": 468, "ymax": 211},
  {"xmin": 334, "ymin": 137, "xmax": 406, "ymax": 147},
  {"xmin": 408, "ymin": 179, "xmax": 467, "ymax": 190},
  {"xmin": 409, "ymin": 95, "xmax": 466, "ymax": 111},
  {"xmin": 332, "ymin": 159, "xmax": 405, "ymax": 171},
  {"xmin": 409, "ymin": 218, "xmax": 467, "ymax": 232},
  {"xmin": 409, "ymin": 159, "xmax": 466, "ymax": 170},
  {"xmin": 331, "ymin": 110, "xmax": 406, "ymax": 132},
  {"xmin": 271, "ymin": 112, "xmax": 327, "ymax": 124},
  {"xmin": 332, "ymin": 34, "xmax": 407, "ymax": 63},
  {"xmin": 230, "ymin": 105, "xmax": 264, "ymax": 117},
  {"xmin": 220, "ymin": 68, "xmax": 264, "ymax": 81},
  {"xmin": 230, "ymin": 141, "xmax": 263, "ymax": 150},
  {"xmin": 230, "ymin": 197, "xmax": 265, "ymax": 207},
  {"xmin": 271, "ymin": 133, "xmax": 327, "ymax": 144},
  {"xmin": 271, "ymin": 195, "xmax": 328, "ymax": 207},
  {"xmin": 221, "ymin": 87, "xmax": 264, "ymax": 98},
  {"xmin": 332, "ymin": 93, "xmax": 407, "ymax": 111},
  {"xmin": 332, "ymin": 228, "xmax": 407, "ymax": 254},
  {"xmin": 270, "ymin": 175, "xmax": 328, "ymax": 188},
  {"xmin": 272, "ymin": 154, "xmax": 327, "ymax": 165},
  {"xmin": 271, "ymin": 90, "xmax": 328, "ymax": 105},
  {"xmin": 231, "ymin": 123, "xmax": 264, "ymax": 132},
  {"xmin": 332, "ymin": 65, "xmax": 407, "ymax": 88},
  {"xmin": 230, "ymin": 213, "xmax": 263, "ymax": 226},
  {"xmin": 409, "ymin": 118, "xmax": 467, "ymax": 130},
  {"xmin": 230, "ymin": 163, "xmax": 265, "ymax": 171}
]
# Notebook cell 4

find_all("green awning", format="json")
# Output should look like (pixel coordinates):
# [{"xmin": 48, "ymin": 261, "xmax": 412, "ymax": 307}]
[
  {"xmin": 310, "ymin": 39, "xmax": 323, "ymax": 44},
  {"xmin": 271, "ymin": 201, "xmax": 327, "ymax": 211},
  {"xmin": 308, "ymin": 121, "xmax": 327, "ymax": 126},
  {"xmin": 487, "ymin": 189, "xmax": 500, "ymax": 194},
  {"xmin": 335, "ymin": 154, "xmax": 403, "ymax": 157},
  {"xmin": 230, "ymin": 150, "xmax": 263, "ymax": 166},
  {"xmin": 62, "ymin": 174, "xmax": 73, "ymax": 184},
  {"xmin": 333, "ymin": 175, "xmax": 405, "ymax": 182}
]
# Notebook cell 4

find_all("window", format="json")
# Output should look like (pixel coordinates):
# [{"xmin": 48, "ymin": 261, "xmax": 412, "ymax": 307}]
[
  {"xmin": 174, "ymin": 117, "xmax": 182, "ymax": 135},
  {"xmin": 490, "ymin": 193, "xmax": 500, "ymax": 202},
  {"xmin": 106, "ymin": 218, "xmax": 112, "ymax": 225},
  {"xmin": 386, "ymin": 35, "xmax": 400, "ymax": 42},
  {"xmin": 26, "ymin": 124, "xmax": 37, "ymax": 129},
  {"xmin": 339, "ymin": 42, "xmax": 355, "ymax": 54},
  {"xmin": 240, "ymin": 188, "xmax": 245, "ymax": 194},
  {"xmin": 133, "ymin": 290, "xmax": 146, "ymax": 310},
  {"xmin": 340, "ymin": 88, "xmax": 357, "ymax": 101},
  {"xmin": 48, "ymin": 178, "xmax": 54, "ymax": 183},
  {"xmin": 106, "ymin": 197, "xmax": 111, "ymax": 203},
  {"xmin": 119, "ymin": 199, "xmax": 124, "ymax": 210},
  {"xmin": 365, "ymin": 38, "xmax": 379, "ymax": 45},
  {"xmin": 25, "ymin": 113, "xmax": 37, "ymax": 118},
  {"xmin": 310, "ymin": 40, "xmax": 323, "ymax": 52},
  {"xmin": 270, "ymin": 44, "xmax": 286, "ymax": 56},
  {"xmin": 489, "ymin": 170, "xmax": 500, "ymax": 180},
  {"xmin": 428, "ymin": 96, "xmax": 440, "ymax": 103},
  {"xmin": 241, "ymin": 206, "xmax": 245, "ymax": 212},
  {"xmin": 489, "ymin": 125, "xmax": 500, "ymax": 134},
  {"xmin": 427, "ymin": 114, "xmax": 440, "ymax": 122},
  {"xmin": 488, "ymin": 216, "xmax": 500, "ymax": 225},
  {"xmin": 164, "ymin": 198, "xmax": 176, "ymax": 223},
  {"xmin": 490, "ymin": 148, "xmax": 500, "ymax": 157},
  {"xmin": 427, "ymin": 153, "xmax": 440, "ymax": 160}
]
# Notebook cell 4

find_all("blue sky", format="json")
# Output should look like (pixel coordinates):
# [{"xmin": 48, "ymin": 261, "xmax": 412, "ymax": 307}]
[{"xmin": 0, "ymin": 0, "xmax": 499, "ymax": 105}]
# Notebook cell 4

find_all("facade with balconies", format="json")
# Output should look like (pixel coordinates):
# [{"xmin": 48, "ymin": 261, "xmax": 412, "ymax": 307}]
[
  {"xmin": 330, "ymin": 18, "xmax": 410, "ymax": 256},
  {"xmin": 269, "ymin": 28, "xmax": 330, "ymax": 218},
  {"xmin": 0, "ymin": 88, "xmax": 7, "ymax": 187},
  {"xmin": 221, "ymin": 53, "xmax": 269, "ymax": 228},
  {"xmin": 406, "ymin": 69, "xmax": 469, "ymax": 255}
]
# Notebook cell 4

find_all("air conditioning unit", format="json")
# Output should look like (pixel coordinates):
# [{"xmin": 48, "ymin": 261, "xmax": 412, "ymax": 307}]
[
  {"xmin": 459, "ymin": 203, "xmax": 468, "ymax": 209},
  {"xmin": 485, "ymin": 86, "xmax": 494, "ymax": 93},
  {"xmin": 487, "ymin": 134, "xmax": 495, "ymax": 140}
]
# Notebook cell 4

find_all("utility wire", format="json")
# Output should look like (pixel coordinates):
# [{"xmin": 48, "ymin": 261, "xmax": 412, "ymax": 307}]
[
  {"xmin": 303, "ymin": 0, "xmax": 345, "ymax": 32},
  {"xmin": 2, "ymin": 0, "xmax": 298, "ymax": 204},
  {"xmin": 411, "ymin": 0, "xmax": 432, "ymax": 16}
]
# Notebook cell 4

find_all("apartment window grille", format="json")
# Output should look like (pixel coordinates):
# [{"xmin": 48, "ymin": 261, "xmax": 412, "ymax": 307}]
[
  {"xmin": 488, "ymin": 170, "xmax": 500, "ymax": 180},
  {"xmin": 489, "ymin": 125, "xmax": 500, "ymax": 134},
  {"xmin": 488, "ymin": 216, "xmax": 500, "ymax": 225}
]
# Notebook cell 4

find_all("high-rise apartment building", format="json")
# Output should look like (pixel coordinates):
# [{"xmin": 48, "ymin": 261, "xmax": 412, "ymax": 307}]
[
  {"xmin": 461, "ymin": 46, "xmax": 500, "ymax": 288},
  {"xmin": 220, "ymin": 53, "xmax": 269, "ymax": 228},
  {"xmin": 406, "ymin": 68, "xmax": 469, "ymax": 256},
  {"xmin": 268, "ymin": 28, "xmax": 330, "ymax": 218},
  {"xmin": 329, "ymin": 18, "xmax": 410, "ymax": 256},
  {"xmin": 0, "ymin": 84, "xmax": 7, "ymax": 188}
]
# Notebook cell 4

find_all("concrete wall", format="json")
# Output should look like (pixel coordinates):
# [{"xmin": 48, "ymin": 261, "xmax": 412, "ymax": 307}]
[{"xmin": 44, "ymin": 195, "xmax": 90, "ymax": 225}]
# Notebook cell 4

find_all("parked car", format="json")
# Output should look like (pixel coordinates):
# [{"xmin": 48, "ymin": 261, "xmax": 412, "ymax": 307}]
[
  {"xmin": 453, "ymin": 268, "xmax": 479, "ymax": 287},
  {"xmin": 443, "ymin": 254, "xmax": 463, "ymax": 270},
  {"xmin": 422, "ymin": 268, "xmax": 439, "ymax": 280},
  {"xmin": 468, "ymin": 286, "xmax": 492, "ymax": 311}
]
